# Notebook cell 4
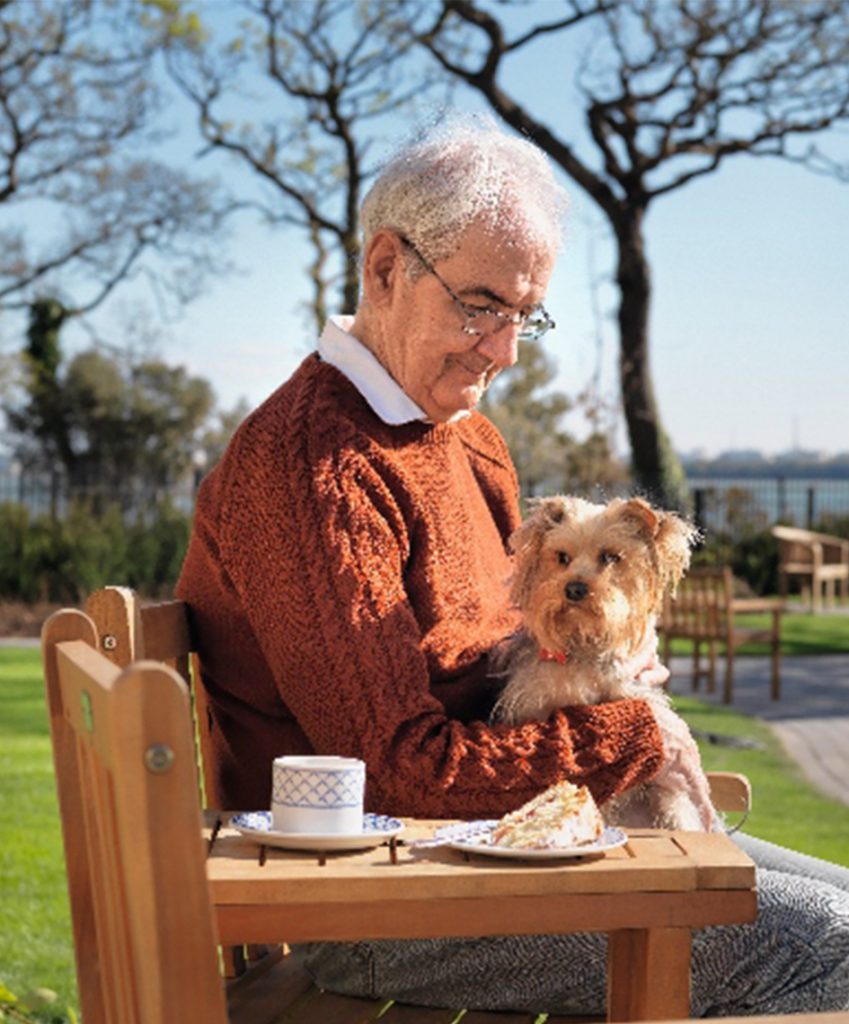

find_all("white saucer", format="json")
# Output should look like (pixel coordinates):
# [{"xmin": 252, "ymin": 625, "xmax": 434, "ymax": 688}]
[
  {"xmin": 231, "ymin": 811, "xmax": 404, "ymax": 851},
  {"xmin": 433, "ymin": 821, "xmax": 629, "ymax": 861}
]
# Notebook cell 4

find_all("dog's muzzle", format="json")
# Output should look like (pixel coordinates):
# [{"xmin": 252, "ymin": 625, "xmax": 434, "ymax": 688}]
[{"xmin": 565, "ymin": 581, "xmax": 589, "ymax": 602}]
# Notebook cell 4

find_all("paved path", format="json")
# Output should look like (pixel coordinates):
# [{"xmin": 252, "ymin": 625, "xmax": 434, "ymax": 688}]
[{"xmin": 669, "ymin": 654, "xmax": 849, "ymax": 809}]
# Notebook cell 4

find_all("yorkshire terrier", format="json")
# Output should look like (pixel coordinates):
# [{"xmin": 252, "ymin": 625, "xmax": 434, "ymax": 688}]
[{"xmin": 492, "ymin": 495, "xmax": 714, "ymax": 832}]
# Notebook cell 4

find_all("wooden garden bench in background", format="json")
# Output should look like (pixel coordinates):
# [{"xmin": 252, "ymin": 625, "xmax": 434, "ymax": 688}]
[
  {"xmin": 772, "ymin": 525, "xmax": 849, "ymax": 613},
  {"xmin": 660, "ymin": 566, "xmax": 784, "ymax": 704}
]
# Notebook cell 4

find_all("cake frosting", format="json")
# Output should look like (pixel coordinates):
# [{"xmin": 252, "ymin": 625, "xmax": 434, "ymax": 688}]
[{"xmin": 491, "ymin": 780, "xmax": 605, "ymax": 849}]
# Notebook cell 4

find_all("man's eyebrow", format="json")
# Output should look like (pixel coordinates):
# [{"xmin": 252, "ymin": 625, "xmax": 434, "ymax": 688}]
[{"xmin": 457, "ymin": 283, "xmax": 511, "ymax": 306}]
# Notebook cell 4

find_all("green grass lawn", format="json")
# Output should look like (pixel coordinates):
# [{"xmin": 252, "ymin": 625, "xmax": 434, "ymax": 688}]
[
  {"xmin": 673, "ymin": 694, "xmax": 849, "ymax": 865},
  {"xmin": 2, "ymin": 634, "xmax": 849, "ymax": 1019},
  {"xmin": 666, "ymin": 610, "xmax": 849, "ymax": 655},
  {"xmin": 0, "ymin": 647, "xmax": 77, "ymax": 1020}
]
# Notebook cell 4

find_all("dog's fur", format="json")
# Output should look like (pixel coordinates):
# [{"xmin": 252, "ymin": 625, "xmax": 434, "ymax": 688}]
[{"xmin": 492, "ymin": 495, "xmax": 713, "ymax": 831}]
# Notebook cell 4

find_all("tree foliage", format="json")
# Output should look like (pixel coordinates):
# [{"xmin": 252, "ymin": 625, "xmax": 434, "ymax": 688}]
[
  {"xmin": 415, "ymin": 0, "xmax": 849, "ymax": 507},
  {"xmin": 0, "ymin": 0, "xmax": 230, "ymax": 317},
  {"xmin": 5, "ymin": 300, "xmax": 215, "ymax": 513},
  {"xmin": 481, "ymin": 339, "xmax": 627, "ymax": 499}
]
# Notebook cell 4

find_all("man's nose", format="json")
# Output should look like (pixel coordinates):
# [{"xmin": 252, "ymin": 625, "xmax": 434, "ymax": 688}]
[{"xmin": 475, "ymin": 324, "xmax": 519, "ymax": 368}]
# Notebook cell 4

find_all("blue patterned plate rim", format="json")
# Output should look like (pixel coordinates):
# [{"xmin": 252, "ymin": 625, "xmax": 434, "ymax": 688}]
[{"xmin": 231, "ymin": 810, "xmax": 403, "ymax": 840}]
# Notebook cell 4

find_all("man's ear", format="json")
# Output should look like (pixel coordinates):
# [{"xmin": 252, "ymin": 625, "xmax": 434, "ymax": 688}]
[{"xmin": 361, "ymin": 230, "xmax": 405, "ymax": 307}]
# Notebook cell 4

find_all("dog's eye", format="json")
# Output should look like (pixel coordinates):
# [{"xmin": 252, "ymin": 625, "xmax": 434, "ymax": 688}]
[
  {"xmin": 599, "ymin": 550, "xmax": 621, "ymax": 566},
  {"xmin": 557, "ymin": 551, "xmax": 571, "ymax": 566}
]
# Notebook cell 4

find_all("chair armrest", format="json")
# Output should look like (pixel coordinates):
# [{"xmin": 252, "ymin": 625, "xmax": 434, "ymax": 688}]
[
  {"xmin": 707, "ymin": 771, "xmax": 752, "ymax": 813},
  {"xmin": 729, "ymin": 598, "xmax": 785, "ymax": 615}
]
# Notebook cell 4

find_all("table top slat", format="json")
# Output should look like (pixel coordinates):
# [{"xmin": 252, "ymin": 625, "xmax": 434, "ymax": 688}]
[{"xmin": 206, "ymin": 821, "xmax": 754, "ymax": 907}]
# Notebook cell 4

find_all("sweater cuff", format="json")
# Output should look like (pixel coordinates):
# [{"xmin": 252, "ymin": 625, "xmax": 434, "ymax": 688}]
[{"xmin": 555, "ymin": 698, "xmax": 664, "ymax": 805}]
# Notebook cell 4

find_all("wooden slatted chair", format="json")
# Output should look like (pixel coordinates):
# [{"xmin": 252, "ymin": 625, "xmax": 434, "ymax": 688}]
[
  {"xmin": 54, "ymin": 586, "xmax": 751, "ymax": 1023},
  {"xmin": 772, "ymin": 525, "xmax": 849, "ymax": 613},
  {"xmin": 660, "ymin": 566, "xmax": 784, "ymax": 704},
  {"xmin": 47, "ymin": 606, "xmax": 584, "ymax": 1024}
]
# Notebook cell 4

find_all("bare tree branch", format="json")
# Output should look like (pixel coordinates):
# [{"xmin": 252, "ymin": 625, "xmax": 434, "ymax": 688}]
[
  {"xmin": 156, "ymin": 0, "xmax": 448, "ymax": 324},
  {"xmin": 0, "ymin": 0, "xmax": 230, "ymax": 317},
  {"xmin": 413, "ymin": 0, "xmax": 849, "ymax": 505}
]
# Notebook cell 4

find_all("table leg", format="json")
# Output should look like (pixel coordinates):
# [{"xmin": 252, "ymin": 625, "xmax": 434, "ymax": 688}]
[{"xmin": 607, "ymin": 927, "xmax": 691, "ymax": 1021}]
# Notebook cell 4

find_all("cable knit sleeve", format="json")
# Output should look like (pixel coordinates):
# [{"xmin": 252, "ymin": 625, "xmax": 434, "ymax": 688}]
[{"xmin": 179, "ymin": 360, "xmax": 663, "ymax": 818}]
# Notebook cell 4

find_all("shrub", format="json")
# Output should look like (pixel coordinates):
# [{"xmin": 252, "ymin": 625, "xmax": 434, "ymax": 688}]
[
  {"xmin": 125, "ymin": 500, "xmax": 192, "ymax": 596},
  {"xmin": 0, "ymin": 500, "xmax": 192, "ymax": 603},
  {"xmin": 695, "ymin": 527, "xmax": 779, "ymax": 596}
]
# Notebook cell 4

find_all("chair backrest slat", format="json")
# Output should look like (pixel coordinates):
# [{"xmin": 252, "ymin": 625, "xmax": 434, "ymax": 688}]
[
  {"xmin": 663, "ymin": 567, "xmax": 730, "ymax": 638},
  {"xmin": 85, "ymin": 587, "xmax": 218, "ymax": 808},
  {"xmin": 42, "ymin": 612, "xmax": 109, "ymax": 1024},
  {"xmin": 43, "ymin": 612, "xmax": 228, "ymax": 1024}
]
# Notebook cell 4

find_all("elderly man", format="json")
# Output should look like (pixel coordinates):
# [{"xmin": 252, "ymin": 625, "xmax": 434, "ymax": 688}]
[{"xmin": 177, "ymin": 117, "xmax": 849, "ymax": 1016}]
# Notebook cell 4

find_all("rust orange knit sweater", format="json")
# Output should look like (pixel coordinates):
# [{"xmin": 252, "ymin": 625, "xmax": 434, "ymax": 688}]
[{"xmin": 177, "ymin": 354, "xmax": 663, "ymax": 816}]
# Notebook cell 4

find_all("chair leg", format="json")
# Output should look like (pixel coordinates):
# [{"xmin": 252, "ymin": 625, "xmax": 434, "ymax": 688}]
[
  {"xmin": 222, "ymin": 945, "xmax": 247, "ymax": 979},
  {"xmin": 691, "ymin": 642, "xmax": 701, "ymax": 692},
  {"xmin": 771, "ymin": 611, "xmax": 781, "ymax": 701},
  {"xmin": 812, "ymin": 579, "xmax": 822, "ymax": 614},
  {"xmin": 723, "ymin": 646, "xmax": 734, "ymax": 704},
  {"xmin": 707, "ymin": 641, "xmax": 717, "ymax": 695},
  {"xmin": 771, "ymin": 643, "xmax": 781, "ymax": 701}
]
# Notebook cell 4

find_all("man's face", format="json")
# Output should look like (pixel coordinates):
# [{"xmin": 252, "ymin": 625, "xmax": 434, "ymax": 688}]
[{"xmin": 382, "ymin": 219, "xmax": 556, "ymax": 423}]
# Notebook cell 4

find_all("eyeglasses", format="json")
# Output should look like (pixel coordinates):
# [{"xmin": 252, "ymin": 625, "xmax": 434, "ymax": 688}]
[{"xmin": 398, "ymin": 236, "xmax": 555, "ymax": 342}]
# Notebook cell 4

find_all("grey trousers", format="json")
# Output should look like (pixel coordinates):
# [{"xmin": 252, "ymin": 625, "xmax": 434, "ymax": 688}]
[{"xmin": 300, "ymin": 833, "xmax": 849, "ymax": 1016}]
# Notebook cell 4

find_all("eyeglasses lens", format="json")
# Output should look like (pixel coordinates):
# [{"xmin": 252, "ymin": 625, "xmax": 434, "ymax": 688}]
[{"xmin": 464, "ymin": 310, "xmax": 553, "ymax": 341}]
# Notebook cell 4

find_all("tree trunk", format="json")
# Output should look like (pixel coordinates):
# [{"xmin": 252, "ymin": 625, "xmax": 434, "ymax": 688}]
[{"xmin": 614, "ymin": 209, "xmax": 691, "ymax": 512}]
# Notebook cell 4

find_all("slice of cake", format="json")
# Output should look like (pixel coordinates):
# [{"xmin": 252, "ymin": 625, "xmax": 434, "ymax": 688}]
[{"xmin": 491, "ymin": 780, "xmax": 604, "ymax": 850}]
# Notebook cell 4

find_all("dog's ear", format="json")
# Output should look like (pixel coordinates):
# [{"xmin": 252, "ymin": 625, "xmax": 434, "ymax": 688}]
[
  {"xmin": 618, "ymin": 497, "xmax": 660, "ymax": 537},
  {"xmin": 508, "ymin": 497, "xmax": 571, "ymax": 608},
  {"xmin": 617, "ymin": 497, "xmax": 699, "ymax": 594},
  {"xmin": 654, "ymin": 511, "xmax": 701, "ymax": 594}
]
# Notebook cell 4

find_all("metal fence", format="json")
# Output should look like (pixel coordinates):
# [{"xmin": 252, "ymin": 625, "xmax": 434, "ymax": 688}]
[
  {"xmin": 3, "ymin": 463, "xmax": 848, "ymax": 533},
  {"xmin": 689, "ymin": 475, "xmax": 849, "ymax": 533},
  {"xmin": 0, "ymin": 468, "xmax": 197, "ymax": 519}
]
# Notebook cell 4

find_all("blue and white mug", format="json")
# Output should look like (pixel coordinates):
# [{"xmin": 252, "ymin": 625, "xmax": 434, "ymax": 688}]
[{"xmin": 271, "ymin": 755, "xmax": 365, "ymax": 835}]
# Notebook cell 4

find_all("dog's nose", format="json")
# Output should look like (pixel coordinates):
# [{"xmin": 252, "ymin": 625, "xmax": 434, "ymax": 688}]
[{"xmin": 565, "ymin": 581, "xmax": 589, "ymax": 602}]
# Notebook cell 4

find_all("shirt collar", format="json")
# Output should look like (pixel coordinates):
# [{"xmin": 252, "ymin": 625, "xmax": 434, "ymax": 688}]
[{"xmin": 317, "ymin": 315, "xmax": 469, "ymax": 426}]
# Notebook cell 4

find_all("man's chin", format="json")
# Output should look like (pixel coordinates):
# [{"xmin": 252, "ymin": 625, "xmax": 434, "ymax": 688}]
[
  {"xmin": 452, "ymin": 383, "xmax": 487, "ymax": 415},
  {"xmin": 427, "ymin": 375, "xmax": 492, "ymax": 421}
]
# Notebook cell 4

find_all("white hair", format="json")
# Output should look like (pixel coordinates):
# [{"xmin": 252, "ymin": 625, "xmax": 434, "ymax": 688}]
[{"xmin": 359, "ymin": 113, "xmax": 569, "ymax": 268}]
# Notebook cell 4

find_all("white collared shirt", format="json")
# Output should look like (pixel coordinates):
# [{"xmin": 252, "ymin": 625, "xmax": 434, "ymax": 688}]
[{"xmin": 317, "ymin": 316, "xmax": 469, "ymax": 425}]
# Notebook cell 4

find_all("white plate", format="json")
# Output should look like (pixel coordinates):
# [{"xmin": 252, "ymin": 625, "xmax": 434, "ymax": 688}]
[
  {"xmin": 230, "ymin": 811, "xmax": 404, "ymax": 851},
  {"xmin": 435, "ymin": 821, "xmax": 629, "ymax": 860}
]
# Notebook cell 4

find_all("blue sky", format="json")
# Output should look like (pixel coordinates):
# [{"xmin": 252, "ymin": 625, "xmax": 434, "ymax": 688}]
[
  {"xmin": 146, "ymin": 133, "xmax": 849, "ymax": 459},
  {"xmin": 15, "ymin": 5, "xmax": 849, "ymax": 460}
]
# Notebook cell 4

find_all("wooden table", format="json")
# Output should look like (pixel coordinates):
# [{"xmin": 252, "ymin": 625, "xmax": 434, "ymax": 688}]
[{"xmin": 206, "ymin": 819, "xmax": 756, "ymax": 1022}]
